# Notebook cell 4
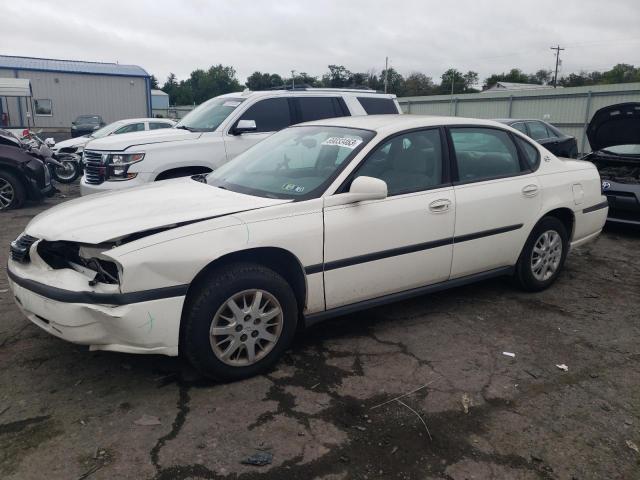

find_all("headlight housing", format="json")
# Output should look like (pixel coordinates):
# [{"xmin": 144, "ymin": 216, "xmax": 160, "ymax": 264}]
[{"xmin": 106, "ymin": 153, "xmax": 145, "ymax": 181}]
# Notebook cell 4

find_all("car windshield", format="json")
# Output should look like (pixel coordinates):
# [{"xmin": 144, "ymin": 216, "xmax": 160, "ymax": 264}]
[
  {"xmin": 77, "ymin": 116, "xmax": 101, "ymax": 124},
  {"xmin": 176, "ymin": 97, "xmax": 244, "ymax": 132},
  {"xmin": 601, "ymin": 144, "xmax": 640, "ymax": 156},
  {"xmin": 207, "ymin": 125, "xmax": 375, "ymax": 199},
  {"xmin": 90, "ymin": 122, "xmax": 124, "ymax": 139}
]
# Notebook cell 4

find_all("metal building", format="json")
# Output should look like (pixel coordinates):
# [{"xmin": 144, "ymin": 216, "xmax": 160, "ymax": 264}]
[
  {"xmin": 398, "ymin": 82, "xmax": 640, "ymax": 154},
  {"xmin": 0, "ymin": 55, "xmax": 151, "ymax": 132}
]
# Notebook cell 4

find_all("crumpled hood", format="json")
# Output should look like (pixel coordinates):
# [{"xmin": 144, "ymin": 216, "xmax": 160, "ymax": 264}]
[
  {"xmin": 587, "ymin": 102, "xmax": 640, "ymax": 152},
  {"xmin": 25, "ymin": 177, "xmax": 289, "ymax": 244},
  {"xmin": 85, "ymin": 128, "xmax": 201, "ymax": 151}
]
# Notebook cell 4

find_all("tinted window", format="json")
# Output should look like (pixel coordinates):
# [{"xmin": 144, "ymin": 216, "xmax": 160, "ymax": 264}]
[
  {"xmin": 357, "ymin": 97, "xmax": 398, "ymax": 114},
  {"xmin": 514, "ymin": 136, "xmax": 540, "ymax": 170},
  {"xmin": 239, "ymin": 98, "xmax": 292, "ymax": 133},
  {"xmin": 545, "ymin": 124, "xmax": 560, "ymax": 138},
  {"xmin": 297, "ymin": 97, "xmax": 347, "ymax": 122},
  {"xmin": 527, "ymin": 121, "xmax": 549, "ymax": 140},
  {"xmin": 114, "ymin": 123, "xmax": 144, "ymax": 134},
  {"xmin": 451, "ymin": 128, "xmax": 522, "ymax": 182},
  {"xmin": 356, "ymin": 129, "xmax": 443, "ymax": 195},
  {"xmin": 511, "ymin": 122, "xmax": 527, "ymax": 134},
  {"xmin": 150, "ymin": 122, "xmax": 172, "ymax": 130}
]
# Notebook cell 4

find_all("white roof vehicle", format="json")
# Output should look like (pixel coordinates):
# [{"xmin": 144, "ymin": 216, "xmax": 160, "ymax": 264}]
[
  {"xmin": 52, "ymin": 118, "xmax": 176, "ymax": 154},
  {"xmin": 78, "ymin": 88, "xmax": 401, "ymax": 195},
  {"xmin": 8, "ymin": 115, "xmax": 608, "ymax": 381}
]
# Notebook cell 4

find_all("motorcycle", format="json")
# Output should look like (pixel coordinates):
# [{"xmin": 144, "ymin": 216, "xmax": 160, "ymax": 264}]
[{"xmin": 20, "ymin": 130, "xmax": 83, "ymax": 184}]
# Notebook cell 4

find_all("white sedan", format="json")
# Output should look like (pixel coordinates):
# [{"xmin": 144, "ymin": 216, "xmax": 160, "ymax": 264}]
[{"xmin": 7, "ymin": 115, "xmax": 608, "ymax": 381}]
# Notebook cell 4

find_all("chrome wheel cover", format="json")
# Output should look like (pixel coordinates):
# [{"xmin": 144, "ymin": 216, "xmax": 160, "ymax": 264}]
[
  {"xmin": 0, "ymin": 178, "xmax": 15, "ymax": 210},
  {"xmin": 209, "ymin": 289, "xmax": 283, "ymax": 367},
  {"xmin": 54, "ymin": 161, "xmax": 77, "ymax": 181},
  {"xmin": 531, "ymin": 230, "xmax": 562, "ymax": 281}
]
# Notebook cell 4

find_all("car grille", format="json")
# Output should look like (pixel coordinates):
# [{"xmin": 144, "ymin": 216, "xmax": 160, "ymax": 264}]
[
  {"xmin": 83, "ymin": 151, "xmax": 105, "ymax": 185},
  {"xmin": 10, "ymin": 234, "xmax": 38, "ymax": 263}
]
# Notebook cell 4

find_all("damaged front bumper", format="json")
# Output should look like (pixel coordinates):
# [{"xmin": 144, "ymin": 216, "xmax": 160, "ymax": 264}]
[{"xmin": 6, "ymin": 238, "xmax": 186, "ymax": 356}]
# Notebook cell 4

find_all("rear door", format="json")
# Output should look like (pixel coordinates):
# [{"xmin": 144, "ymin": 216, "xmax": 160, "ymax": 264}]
[
  {"xmin": 323, "ymin": 128, "xmax": 455, "ymax": 309},
  {"xmin": 294, "ymin": 97, "xmax": 350, "ymax": 122},
  {"xmin": 224, "ymin": 97, "xmax": 294, "ymax": 160},
  {"xmin": 448, "ymin": 126, "xmax": 542, "ymax": 278}
]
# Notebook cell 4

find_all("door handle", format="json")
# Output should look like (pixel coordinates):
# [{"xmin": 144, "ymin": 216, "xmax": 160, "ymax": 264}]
[
  {"xmin": 522, "ymin": 184, "xmax": 539, "ymax": 197},
  {"xmin": 429, "ymin": 199, "xmax": 451, "ymax": 213}
]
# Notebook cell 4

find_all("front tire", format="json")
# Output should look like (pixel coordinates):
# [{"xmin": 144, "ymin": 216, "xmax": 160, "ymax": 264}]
[
  {"xmin": 0, "ymin": 170, "xmax": 26, "ymax": 211},
  {"xmin": 52, "ymin": 159, "xmax": 81, "ymax": 183},
  {"xmin": 182, "ymin": 262, "xmax": 298, "ymax": 381},
  {"xmin": 515, "ymin": 217, "xmax": 569, "ymax": 291}
]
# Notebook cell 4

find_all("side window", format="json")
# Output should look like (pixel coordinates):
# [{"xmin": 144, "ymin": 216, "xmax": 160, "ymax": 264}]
[
  {"xmin": 545, "ymin": 124, "xmax": 559, "ymax": 138},
  {"xmin": 357, "ymin": 97, "xmax": 398, "ymax": 114},
  {"xmin": 450, "ymin": 128, "xmax": 522, "ymax": 183},
  {"xmin": 527, "ymin": 121, "xmax": 549, "ymax": 140},
  {"xmin": 511, "ymin": 122, "xmax": 527, "ymax": 135},
  {"xmin": 114, "ymin": 123, "xmax": 145, "ymax": 134},
  {"xmin": 150, "ymin": 122, "xmax": 172, "ymax": 130},
  {"xmin": 238, "ymin": 98, "xmax": 292, "ymax": 133},
  {"xmin": 514, "ymin": 136, "xmax": 540, "ymax": 170},
  {"xmin": 297, "ymin": 97, "xmax": 348, "ymax": 122},
  {"xmin": 356, "ymin": 129, "xmax": 443, "ymax": 196},
  {"xmin": 35, "ymin": 99, "xmax": 52, "ymax": 116}
]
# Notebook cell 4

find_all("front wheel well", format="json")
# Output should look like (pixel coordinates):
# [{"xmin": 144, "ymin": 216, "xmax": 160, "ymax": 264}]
[
  {"xmin": 541, "ymin": 208, "xmax": 575, "ymax": 240},
  {"xmin": 179, "ymin": 247, "xmax": 307, "ymax": 349},
  {"xmin": 155, "ymin": 166, "xmax": 212, "ymax": 181}
]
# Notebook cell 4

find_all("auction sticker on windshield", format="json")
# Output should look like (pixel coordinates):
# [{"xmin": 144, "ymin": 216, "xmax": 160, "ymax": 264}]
[{"xmin": 322, "ymin": 137, "xmax": 363, "ymax": 149}]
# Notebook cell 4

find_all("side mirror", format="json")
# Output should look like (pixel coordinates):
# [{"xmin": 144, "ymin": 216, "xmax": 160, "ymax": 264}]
[
  {"xmin": 233, "ymin": 119, "xmax": 257, "ymax": 135},
  {"xmin": 324, "ymin": 176, "xmax": 388, "ymax": 207},
  {"xmin": 44, "ymin": 138, "xmax": 55, "ymax": 147}
]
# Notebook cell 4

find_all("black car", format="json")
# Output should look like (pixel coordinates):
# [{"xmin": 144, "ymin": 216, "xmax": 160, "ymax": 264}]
[
  {"xmin": 582, "ymin": 103, "xmax": 640, "ymax": 226},
  {"xmin": 71, "ymin": 115, "xmax": 105, "ymax": 137},
  {"xmin": 495, "ymin": 118, "xmax": 578, "ymax": 158},
  {"xmin": 0, "ymin": 129, "xmax": 54, "ymax": 210}
]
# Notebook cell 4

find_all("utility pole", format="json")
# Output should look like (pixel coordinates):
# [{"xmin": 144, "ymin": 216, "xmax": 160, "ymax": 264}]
[
  {"xmin": 384, "ymin": 57, "xmax": 389, "ymax": 93},
  {"xmin": 291, "ymin": 70, "xmax": 296, "ymax": 90},
  {"xmin": 550, "ymin": 45, "xmax": 564, "ymax": 88}
]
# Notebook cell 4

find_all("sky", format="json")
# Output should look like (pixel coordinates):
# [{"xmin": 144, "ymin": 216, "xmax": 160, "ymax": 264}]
[{"xmin": 2, "ymin": 0, "xmax": 639, "ymax": 87}]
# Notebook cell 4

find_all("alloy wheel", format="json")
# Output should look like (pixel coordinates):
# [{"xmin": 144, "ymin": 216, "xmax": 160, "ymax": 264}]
[
  {"xmin": 531, "ymin": 230, "xmax": 563, "ymax": 281},
  {"xmin": 0, "ymin": 178, "xmax": 15, "ymax": 210},
  {"xmin": 209, "ymin": 289, "xmax": 283, "ymax": 367}
]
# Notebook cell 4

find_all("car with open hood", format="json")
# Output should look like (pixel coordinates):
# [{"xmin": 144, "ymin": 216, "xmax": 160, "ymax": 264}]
[
  {"xmin": 53, "ymin": 118, "xmax": 176, "ymax": 155},
  {"xmin": 582, "ymin": 102, "xmax": 640, "ymax": 226},
  {"xmin": 7, "ymin": 115, "xmax": 607, "ymax": 381}
]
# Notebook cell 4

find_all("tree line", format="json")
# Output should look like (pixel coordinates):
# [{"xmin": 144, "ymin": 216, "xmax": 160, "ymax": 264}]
[{"xmin": 149, "ymin": 63, "xmax": 640, "ymax": 106}]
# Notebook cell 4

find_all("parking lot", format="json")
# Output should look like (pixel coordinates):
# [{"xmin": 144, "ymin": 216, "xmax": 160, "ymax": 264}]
[{"xmin": 0, "ymin": 187, "xmax": 638, "ymax": 480}]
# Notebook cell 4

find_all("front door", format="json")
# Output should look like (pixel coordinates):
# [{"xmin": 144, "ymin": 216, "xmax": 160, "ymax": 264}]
[
  {"xmin": 323, "ymin": 128, "xmax": 455, "ymax": 309},
  {"xmin": 223, "ymin": 97, "xmax": 294, "ymax": 161}
]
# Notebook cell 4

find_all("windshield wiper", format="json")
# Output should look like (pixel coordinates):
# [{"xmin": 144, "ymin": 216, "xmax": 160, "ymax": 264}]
[{"xmin": 175, "ymin": 125, "xmax": 195, "ymax": 132}]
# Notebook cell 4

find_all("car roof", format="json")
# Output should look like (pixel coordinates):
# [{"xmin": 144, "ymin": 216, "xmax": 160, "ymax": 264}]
[
  {"xmin": 298, "ymin": 114, "xmax": 509, "ymax": 135},
  {"xmin": 115, "ymin": 118, "xmax": 175, "ymax": 123},
  {"xmin": 494, "ymin": 118, "xmax": 548, "ymax": 124}
]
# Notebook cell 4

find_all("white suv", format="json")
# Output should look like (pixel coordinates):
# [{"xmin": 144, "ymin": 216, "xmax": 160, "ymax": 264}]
[{"xmin": 79, "ymin": 88, "xmax": 400, "ymax": 195}]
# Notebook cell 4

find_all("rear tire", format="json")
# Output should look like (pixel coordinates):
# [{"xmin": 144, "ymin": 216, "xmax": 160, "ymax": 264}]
[
  {"xmin": 182, "ymin": 262, "xmax": 298, "ymax": 381},
  {"xmin": 0, "ymin": 170, "xmax": 26, "ymax": 211},
  {"xmin": 515, "ymin": 217, "xmax": 568, "ymax": 291}
]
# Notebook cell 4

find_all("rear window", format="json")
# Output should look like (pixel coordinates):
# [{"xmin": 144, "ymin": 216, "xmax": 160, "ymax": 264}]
[{"xmin": 357, "ymin": 97, "xmax": 398, "ymax": 115}]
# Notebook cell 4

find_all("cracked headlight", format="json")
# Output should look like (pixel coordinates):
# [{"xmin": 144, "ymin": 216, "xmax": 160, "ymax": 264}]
[{"xmin": 107, "ymin": 153, "xmax": 144, "ymax": 181}]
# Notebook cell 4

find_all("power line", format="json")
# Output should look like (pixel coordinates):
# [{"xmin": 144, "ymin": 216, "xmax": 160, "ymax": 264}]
[{"xmin": 551, "ymin": 45, "xmax": 565, "ymax": 88}]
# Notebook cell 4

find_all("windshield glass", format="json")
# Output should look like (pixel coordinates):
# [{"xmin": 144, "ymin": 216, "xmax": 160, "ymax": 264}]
[
  {"xmin": 90, "ymin": 122, "xmax": 124, "ymax": 139},
  {"xmin": 76, "ymin": 116, "xmax": 101, "ymax": 124},
  {"xmin": 176, "ymin": 97, "xmax": 244, "ymax": 132},
  {"xmin": 602, "ymin": 144, "xmax": 640, "ymax": 156},
  {"xmin": 207, "ymin": 126, "xmax": 375, "ymax": 199}
]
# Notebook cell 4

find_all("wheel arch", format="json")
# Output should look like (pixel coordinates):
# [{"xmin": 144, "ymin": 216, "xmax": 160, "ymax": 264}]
[
  {"xmin": 540, "ymin": 207, "xmax": 575, "ymax": 240},
  {"xmin": 155, "ymin": 166, "xmax": 212, "ymax": 181},
  {"xmin": 179, "ymin": 246, "xmax": 308, "ymax": 348},
  {"xmin": 0, "ymin": 164, "xmax": 30, "ymax": 199}
]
